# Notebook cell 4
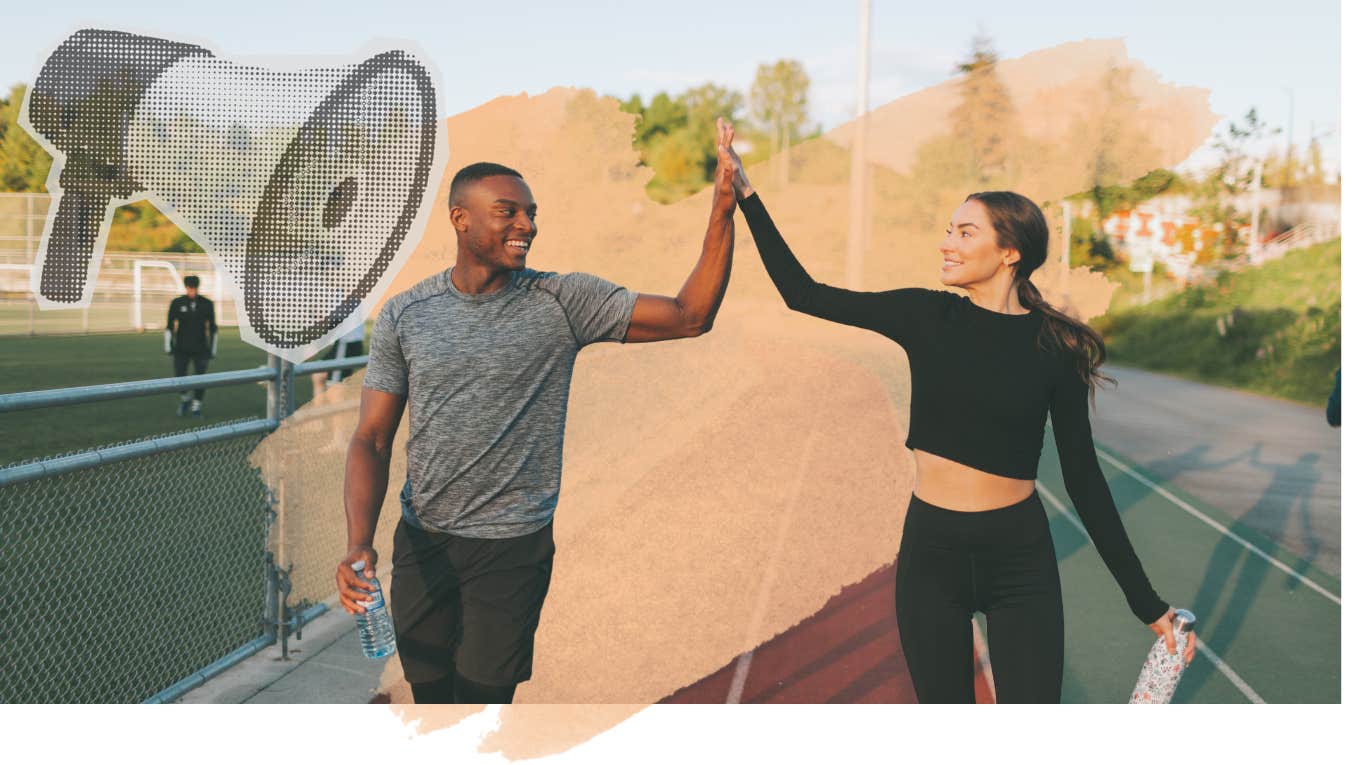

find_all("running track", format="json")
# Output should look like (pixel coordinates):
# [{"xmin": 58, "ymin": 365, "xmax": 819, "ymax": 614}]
[{"xmin": 661, "ymin": 427, "xmax": 1341, "ymax": 704}]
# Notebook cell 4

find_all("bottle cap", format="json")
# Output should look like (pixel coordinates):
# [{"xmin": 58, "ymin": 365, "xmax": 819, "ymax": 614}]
[
  {"xmin": 1173, "ymin": 608, "xmax": 1196, "ymax": 634},
  {"xmin": 350, "ymin": 560, "xmax": 368, "ymax": 574}
]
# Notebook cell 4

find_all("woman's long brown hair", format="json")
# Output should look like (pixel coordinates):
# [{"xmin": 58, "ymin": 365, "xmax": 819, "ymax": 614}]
[{"xmin": 965, "ymin": 191, "xmax": 1115, "ymax": 398}]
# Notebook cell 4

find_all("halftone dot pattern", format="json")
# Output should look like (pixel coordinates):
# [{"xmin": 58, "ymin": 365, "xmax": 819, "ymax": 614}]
[{"xmin": 22, "ymin": 29, "xmax": 440, "ymax": 353}]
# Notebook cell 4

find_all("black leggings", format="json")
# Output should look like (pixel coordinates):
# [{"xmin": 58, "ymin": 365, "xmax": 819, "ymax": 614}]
[{"xmin": 894, "ymin": 491, "xmax": 1064, "ymax": 703}]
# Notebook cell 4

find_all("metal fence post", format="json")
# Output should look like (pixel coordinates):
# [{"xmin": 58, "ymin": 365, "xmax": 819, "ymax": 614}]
[{"xmin": 262, "ymin": 354, "xmax": 302, "ymax": 658}]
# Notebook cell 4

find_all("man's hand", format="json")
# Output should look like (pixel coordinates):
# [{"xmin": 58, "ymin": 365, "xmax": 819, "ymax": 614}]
[
  {"xmin": 713, "ymin": 118, "xmax": 738, "ymax": 215},
  {"xmin": 336, "ymin": 544, "xmax": 379, "ymax": 615}
]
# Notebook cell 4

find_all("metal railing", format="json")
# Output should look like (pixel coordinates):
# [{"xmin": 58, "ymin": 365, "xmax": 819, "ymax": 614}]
[{"xmin": 0, "ymin": 353, "xmax": 369, "ymax": 703}]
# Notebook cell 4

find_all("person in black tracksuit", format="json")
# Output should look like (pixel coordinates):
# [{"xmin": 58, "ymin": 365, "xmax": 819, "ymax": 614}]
[{"xmin": 165, "ymin": 274, "xmax": 218, "ymax": 417}]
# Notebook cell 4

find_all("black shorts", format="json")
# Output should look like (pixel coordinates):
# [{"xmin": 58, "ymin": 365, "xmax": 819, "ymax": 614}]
[{"xmin": 389, "ymin": 510, "xmax": 555, "ymax": 688}]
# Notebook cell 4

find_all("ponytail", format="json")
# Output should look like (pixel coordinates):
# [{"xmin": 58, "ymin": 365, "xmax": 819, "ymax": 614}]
[
  {"xmin": 1015, "ymin": 275, "xmax": 1114, "ymax": 399},
  {"xmin": 964, "ymin": 190, "xmax": 1115, "ymax": 401}
]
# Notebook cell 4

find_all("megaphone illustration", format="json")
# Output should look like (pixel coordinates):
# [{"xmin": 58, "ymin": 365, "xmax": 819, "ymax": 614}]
[{"xmin": 21, "ymin": 29, "xmax": 445, "ymax": 356}]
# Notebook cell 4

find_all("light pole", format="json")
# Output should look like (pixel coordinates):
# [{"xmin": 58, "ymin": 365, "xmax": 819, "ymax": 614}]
[{"xmin": 846, "ymin": 0, "xmax": 872, "ymax": 290}]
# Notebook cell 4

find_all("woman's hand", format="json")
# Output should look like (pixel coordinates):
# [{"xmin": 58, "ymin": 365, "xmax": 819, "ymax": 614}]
[
  {"xmin": 1148, "ymin": 608, "xmax": 1196, "ymax": 664},
  {"xmin": 724, "ymin": 125, "xmax": 754, "ymax": 199}
]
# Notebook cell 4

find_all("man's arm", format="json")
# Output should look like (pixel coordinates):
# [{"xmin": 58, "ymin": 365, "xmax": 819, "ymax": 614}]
[
  {"xmin": 164, "ymin": 299, "xmax": 176, "ymax": 354},
  {"xmin": 335, "ymin": 387, "xmax": 406, "ymax": 614},
  {"xmin": 624, "ymin": 118, "xmax": 738, "ymax": 343},
  {"xmin": 207, "ymin": 300, "xmax": 218, "ymax": 358}
]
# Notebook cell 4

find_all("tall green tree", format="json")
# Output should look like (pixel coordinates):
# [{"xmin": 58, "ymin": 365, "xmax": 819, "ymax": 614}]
[
  {"xmin": 619, "ymin": 84, "xmax": 744, "ymax": 203},
  {"xmin": 1187, "ymin": 107, "xmax": 1280, "ymax": 258},
  {"xmin": 0, "ymin": 84, "xmax": 53, "ymax": 192},
  {"xmin": 748, "ymin": 60, "xmax": 810, "ymax": 185},
  {"xmin": 1208, "ymin": 107, "xmax": 1279, "ymax": 195},
  {"xmin": 950, "ymin": 33, "xmax": 1015, "ymax": 187}
]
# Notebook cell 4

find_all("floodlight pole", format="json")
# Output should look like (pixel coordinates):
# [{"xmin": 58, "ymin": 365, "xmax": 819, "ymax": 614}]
[{"xmin": 846, "ymin": 0, "xmax": 872, "ymax": 290}]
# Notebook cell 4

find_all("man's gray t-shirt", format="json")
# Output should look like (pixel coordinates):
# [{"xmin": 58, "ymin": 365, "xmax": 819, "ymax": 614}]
[{"xmin": 363, "ymin": 267, "xmax": 638, "ymax": 539}]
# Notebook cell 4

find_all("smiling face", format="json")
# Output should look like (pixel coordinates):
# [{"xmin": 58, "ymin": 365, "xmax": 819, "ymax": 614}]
[
  {"xmin": 449, "ymin": 174, "xmax": 538, "ymax": 271},
  {"xmin": 938, "ymin": 199, "xmax": 1020, "ymax": 288}
]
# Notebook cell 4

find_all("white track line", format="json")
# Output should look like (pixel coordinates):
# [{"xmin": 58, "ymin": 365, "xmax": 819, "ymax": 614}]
[
  {"xmin": 1194, "ymin": 640, "xmax": 1265, "ymax": 704},
  {"xmin": 725, "ymin": 432, "xmax": 819, "ymax": 704},
  {"xmin": 1093, "ymin": 447, "xmax": 1341, "ymax": 606},
  {"xmin": 1034, "ymin": 480, "xmax": 1267, "ymax": 704}
]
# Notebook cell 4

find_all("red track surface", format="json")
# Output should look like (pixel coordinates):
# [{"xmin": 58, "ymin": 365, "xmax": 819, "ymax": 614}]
[
  {"xmin": 372, "ymin": 560, "xmax": 994, "ymax": 704},
  {"xmin": 662, "ymin": 561, "xmax": 995, "ymax": 704}
]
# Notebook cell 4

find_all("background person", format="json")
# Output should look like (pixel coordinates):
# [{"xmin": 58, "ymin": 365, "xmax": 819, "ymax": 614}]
[{"xmin": 165, "ymin": 274, "xmax": 218, "ymax": 417}]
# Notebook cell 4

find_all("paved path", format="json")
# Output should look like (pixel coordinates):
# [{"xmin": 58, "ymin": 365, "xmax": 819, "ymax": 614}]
[{"xmin": 1090, "ymin": 365, "xmax": 1340, "ymax": 577}]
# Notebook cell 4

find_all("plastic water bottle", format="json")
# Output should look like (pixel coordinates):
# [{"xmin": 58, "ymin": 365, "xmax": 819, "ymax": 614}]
[
  {"xmin": 351, "ymin": 560, "xmax": 396, "ymax": 659},
  {"xmin": 1129, "ymin": 609, "xmax": 1196, "ymax": 704}
]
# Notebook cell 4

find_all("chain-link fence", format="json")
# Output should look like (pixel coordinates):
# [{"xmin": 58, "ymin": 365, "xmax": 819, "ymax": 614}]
[
  {"xmin": 0, "ymin": 420, "xmax": 272, "ymax": 703},
  {"xmin": 252, "ymin": 372, "xmax": 406, "ymax": 611},
  {"xmin": 0, "ymin": 354, "xmax": 368, "ymax": 703}
]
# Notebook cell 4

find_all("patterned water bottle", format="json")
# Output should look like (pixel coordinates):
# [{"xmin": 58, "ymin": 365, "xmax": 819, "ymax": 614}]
[
  {"xmin": 351, "ymin": 560, "xmax": 397, "ymax": 659},
  {"xmin": 1129, "ymin": 609, "xmax": 1195, "ymax": 703}
]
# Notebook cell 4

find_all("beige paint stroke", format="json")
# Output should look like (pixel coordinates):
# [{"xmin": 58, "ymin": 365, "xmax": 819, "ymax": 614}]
[{"xmin": 249, "ymin": 38, "xmax": 1212, "ymax": 756}]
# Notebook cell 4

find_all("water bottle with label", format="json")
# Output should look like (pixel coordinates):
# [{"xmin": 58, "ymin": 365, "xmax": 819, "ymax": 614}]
[
  {"xmin": 1129, "ymin": 609, "xmax": 1196, "ymax": 704},
  {"xmin": 351, "ymin": 560, "xmax": 397, "ymax": 659}
]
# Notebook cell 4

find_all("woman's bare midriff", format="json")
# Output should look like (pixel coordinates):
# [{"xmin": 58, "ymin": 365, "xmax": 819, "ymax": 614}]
[{"xmin": 911, "ymin": 449, "xmax": 1036, "ymax": 511}]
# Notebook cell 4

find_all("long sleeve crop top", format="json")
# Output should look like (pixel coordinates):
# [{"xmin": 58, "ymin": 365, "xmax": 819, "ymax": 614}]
[{"xmin": 739, "ymin": 193, "xmax": 1168, "ymax": 624}]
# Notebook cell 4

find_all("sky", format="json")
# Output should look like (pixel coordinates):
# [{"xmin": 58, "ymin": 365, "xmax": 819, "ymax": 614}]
[{"xmin": 1, "ymin": 0, "xmax": 1342, "ymax": 176}]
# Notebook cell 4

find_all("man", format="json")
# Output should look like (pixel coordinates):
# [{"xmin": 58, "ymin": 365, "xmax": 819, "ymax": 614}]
[
  {"xmin": 1326, "ymin": 368, "xmax": 1340, "ymax": 427},
  {"xmin": 165, "ymin": 274, "xmax": 218, "ymax": 417},
  {"xmin": 335, "ymin": 120, "xmax": 740, "ymax": 703}
]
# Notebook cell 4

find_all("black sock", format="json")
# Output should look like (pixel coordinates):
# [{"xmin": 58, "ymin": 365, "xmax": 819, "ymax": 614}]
[
  {"xmin": 409, "ymin": 674, "xmax": 458, "ymax": 704},
  {"xmin": 454, "ymin": 672, "xmax": 516, "ymax": 704}
]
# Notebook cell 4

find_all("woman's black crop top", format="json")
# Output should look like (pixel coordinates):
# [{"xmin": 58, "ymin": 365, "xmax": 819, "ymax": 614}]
[{"xmin": 738, "ymin": 193, "xmax": 1168, "ymax": 624}]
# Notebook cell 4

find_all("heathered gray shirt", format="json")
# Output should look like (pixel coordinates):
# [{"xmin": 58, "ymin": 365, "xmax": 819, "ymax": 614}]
[{"xmin": 363, "ymin": 267, "xmax": 638, "ymax": 539}]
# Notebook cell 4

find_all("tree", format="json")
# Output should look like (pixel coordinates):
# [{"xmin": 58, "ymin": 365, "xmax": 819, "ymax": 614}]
[
  {"xmin": 748, "ymin": 60, "xmax": 810, "ymax": 185},
  {"xmin": 949, "ymin": 32, "xmax": 1015, "ymax": 187},
  {"xmin": 618, "ymin": 84, "xmax": 744, "ymax": 203},
  {"xmin": 1208, "ymin": 107, "xmax": 1279, "ymax": 195},
  {"xmin": 1188, "ymin": 108, "xmax": 1280, "ymax": 258},
  {"xmin": 0, "ymin": 84, "xmax": 53, "ymax": 192}
]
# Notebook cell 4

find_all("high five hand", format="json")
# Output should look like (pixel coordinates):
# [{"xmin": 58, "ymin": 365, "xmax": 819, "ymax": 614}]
[
  {"xmin": 721, "ymin": 122, "xmax": 753, "ymax": 199},
  {"xmin": 713, "ymin": 117, "xmax": 738, "ymax": 214}
]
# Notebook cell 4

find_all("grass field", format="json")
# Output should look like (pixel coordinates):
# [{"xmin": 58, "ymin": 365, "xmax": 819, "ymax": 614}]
[
  {"xmin": 0, "ymin": 326, "xmax": 351, "ymax": 465},
  {"xmin": 1092, "ymin": 238, "xmax": 1341, "ymax": 405}
]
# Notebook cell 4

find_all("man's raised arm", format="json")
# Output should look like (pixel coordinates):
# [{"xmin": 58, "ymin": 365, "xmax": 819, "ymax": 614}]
[{"xmin": 624, "ymin": 118, "xmax": 738, "ymax": 343}]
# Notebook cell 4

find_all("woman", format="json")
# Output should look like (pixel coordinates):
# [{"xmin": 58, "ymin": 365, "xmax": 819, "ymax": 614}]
[{"xmin": 722, "ymin": 149, "xmax": 1194, "ymax": 703}]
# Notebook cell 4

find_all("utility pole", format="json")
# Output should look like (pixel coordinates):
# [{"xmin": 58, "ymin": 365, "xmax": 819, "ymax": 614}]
[
  {"xmin": 1248, "ymin": 157, "xmax": 1263, "ymax": 263},
  {"xmin": 846, "ymin": 0, "xmax": 872, "ymax": 290},
  {"xmin": 1283, "ymin": 88, "xmax": 1295, "ymax": 193}
]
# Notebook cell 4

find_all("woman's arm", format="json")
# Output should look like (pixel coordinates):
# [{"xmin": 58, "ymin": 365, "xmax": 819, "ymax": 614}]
[
  {"xmin": 736, "ymin": 191, "xmax": 915, "ymax": 335},
  {"xmin": 1050, "ymin": 364, "xmax": 1170, "ymax": 625}
]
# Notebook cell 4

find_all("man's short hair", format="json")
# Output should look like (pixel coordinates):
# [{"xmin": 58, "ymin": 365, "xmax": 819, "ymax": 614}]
[
  {"xmin": 183, "ymin": 275, "xmax": 200, "ymax": 288},
  {"xmin": 449, "ymin": 162, "xmax": 524, "ymax": 210}
]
